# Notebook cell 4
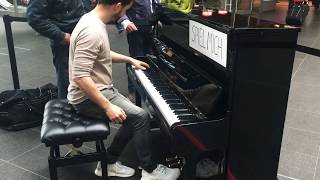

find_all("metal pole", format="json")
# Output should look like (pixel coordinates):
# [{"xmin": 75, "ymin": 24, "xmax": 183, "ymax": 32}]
[
  {"xmin": 13, "ymin": 0, "xmax": 18, "ymax": 16},
  {"xmin": 3, "ymin": 15, "xmax": 20, "ymax": 89}
]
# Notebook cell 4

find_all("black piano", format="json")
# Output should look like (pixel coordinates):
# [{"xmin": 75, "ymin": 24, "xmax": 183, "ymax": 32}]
[{"xmin": 127, "ymin": 7, "xmax": 300, "ymax": 180}]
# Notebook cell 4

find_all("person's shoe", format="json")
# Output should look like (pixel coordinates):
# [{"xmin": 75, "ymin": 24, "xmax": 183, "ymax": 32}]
[
  {"xmin": 141, "ymin": 164, "xmax": 180, "ymax": 180},
  {"xmin": 95, "ymin": 161, "xmax": 135, "ymax": 177}
]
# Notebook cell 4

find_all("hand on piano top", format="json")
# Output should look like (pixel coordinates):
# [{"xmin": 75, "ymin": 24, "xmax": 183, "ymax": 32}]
[
  {"xmin": 130, "ymin": 58, "xmax": 150, "ymax": 70},
  {"xmin": 105, "ymin": 104, "xmax": 127, "ymax": 124}
]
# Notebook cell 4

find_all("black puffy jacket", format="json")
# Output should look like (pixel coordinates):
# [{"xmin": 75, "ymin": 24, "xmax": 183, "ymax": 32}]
[{"xmin": 27, "ymin": 0, "xmax": 86, "ymax": 43}]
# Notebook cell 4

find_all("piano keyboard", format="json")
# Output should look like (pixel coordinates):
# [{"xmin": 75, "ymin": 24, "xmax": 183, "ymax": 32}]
[{"xmin": 134, "ymin": 66, "xmax": 196, "ymax": 127}]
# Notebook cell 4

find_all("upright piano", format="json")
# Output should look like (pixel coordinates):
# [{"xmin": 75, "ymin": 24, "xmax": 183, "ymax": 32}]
[{"xmin": 127, "ymin": 7, "xmax": 300, "ymax": 180}]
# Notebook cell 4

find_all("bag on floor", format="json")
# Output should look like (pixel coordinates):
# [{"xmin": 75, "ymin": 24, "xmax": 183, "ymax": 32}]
[
  {"xmin": 0, "ymin": 83, "xmax": 57, "ymax": 131},
  {"xmin": 286, "ymin": 0, "xmax": 309, "ymax": 26}
]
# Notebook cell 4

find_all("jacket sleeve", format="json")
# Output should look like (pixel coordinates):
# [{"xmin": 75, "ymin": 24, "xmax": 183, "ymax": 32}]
[
  {"xmin": 27, "ymin": 0, "xmax": 65, "ymax": 42},
  {"xmin": 117, "ymin": 14, "xmax": 129, "ymax": 24},
  {"xmin": 115, "ymin": 14, "xmax": 130, "ymax": 33}
]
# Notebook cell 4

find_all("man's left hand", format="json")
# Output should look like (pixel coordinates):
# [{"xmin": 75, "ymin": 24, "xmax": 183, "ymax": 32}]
[{"xmin": 130, "ymin": 58, "xmax": 150, "ymax": 70}]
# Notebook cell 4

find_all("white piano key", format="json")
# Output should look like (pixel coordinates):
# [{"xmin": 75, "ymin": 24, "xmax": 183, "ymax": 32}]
[{"xmin": 135, "ymin": 69, "xmax": 180, "ymax": 126}]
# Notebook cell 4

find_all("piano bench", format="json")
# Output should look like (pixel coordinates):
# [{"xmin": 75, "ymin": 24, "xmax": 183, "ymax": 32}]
[{"xmin": 40, "ymin": 99, "xmax": 110, "ymax": 180}]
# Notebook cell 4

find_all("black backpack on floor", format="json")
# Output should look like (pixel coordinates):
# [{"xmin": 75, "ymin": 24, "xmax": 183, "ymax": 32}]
[{"xmin": 0, "ymin": 83, "xmax": 57, "ymax": 131}]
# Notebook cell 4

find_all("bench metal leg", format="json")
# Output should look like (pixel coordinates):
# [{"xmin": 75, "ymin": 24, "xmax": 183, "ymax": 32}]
[
  {"xmin": 47, "ymin": 140, "xmax": 108, "ymax": 180},
  {"xmin": 99, "ymin": 140, "xmax": 108, "ymax": 179},
  {"xmin": 101, "ymin": 159, "xmax": 108, "ymax": 179},
  {"xmin": 49, "ymin": 152, "xmax": 58, "ymax": 180}
]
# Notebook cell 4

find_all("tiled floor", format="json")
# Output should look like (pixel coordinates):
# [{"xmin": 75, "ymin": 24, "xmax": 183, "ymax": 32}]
[{"xmin": 1, "ymin": 3, "xmax": 320, "ymax": 180}]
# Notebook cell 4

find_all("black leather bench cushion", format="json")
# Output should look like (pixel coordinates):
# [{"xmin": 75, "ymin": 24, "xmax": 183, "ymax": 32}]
[{"xmin": 40, "ymin": 99, "xmax": 110, "ymax": 146}]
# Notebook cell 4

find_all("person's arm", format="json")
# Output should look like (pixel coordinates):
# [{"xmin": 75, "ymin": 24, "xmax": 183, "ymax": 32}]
[
  {"xmin": 27, "ymin": 0, "xmax": 67, "ymax": 43},
  {"xmin": 117, "ymin": 14, "xmax": 138, "ymax": 32},
  {"xmin": 71, "ymin": 30, "xmax": 126, "ymax": 123},
  {"xmin": 74, "ymin": 77, "xmax": 126, "ymax": 123},
  {"xmin": 111, "ymin": 51, "xmax": 149, "ymax": 70}
]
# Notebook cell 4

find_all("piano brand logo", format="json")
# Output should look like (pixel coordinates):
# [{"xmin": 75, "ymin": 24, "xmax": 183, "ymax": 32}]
[{"xmin": 189, "ymin": 20, "xmax": 228, "ymax": 67}]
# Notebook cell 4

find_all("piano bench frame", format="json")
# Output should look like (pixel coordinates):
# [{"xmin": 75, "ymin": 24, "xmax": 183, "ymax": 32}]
[{"xmin": 47, "ymin": 140, "xmax": 108, "ymax": 180}]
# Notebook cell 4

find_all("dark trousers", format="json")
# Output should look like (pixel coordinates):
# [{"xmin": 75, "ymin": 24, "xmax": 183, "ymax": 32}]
[
  {"xmin": 126, "ymin": 30, "xmax": 153, "ymax": 94},
  {"xmin": 50, "ymin": 41, "xmax": 69, "ymax": 99},
  {"xmin": 73, "ymin": 87, "xmax": 157, "ymax": 173}
]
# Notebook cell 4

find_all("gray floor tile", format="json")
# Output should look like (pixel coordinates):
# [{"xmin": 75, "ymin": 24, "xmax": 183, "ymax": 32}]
[
  {"xmin": 0, "ymin": 128, "xmax": 8, "ymax": 137},
  {"xmin": 278, "ymin": 148, "xmax": 317, "ymax": 180},
  {"xmin": 0, "ymin": 129, "xmax": 41, "ymax": 161},
  {"xmin": 0, "ymin": 78, "xmax": 13, "ymax": 92},
  {"xmin": 22, "ymin": 75, "xmax": 56, "ymax": 89},
  {"xmin": 30, "ymin": 126, "xmax": 42, "ymax": 133},
  {"xmin": 314, "ymin": 150, "xmax": 320, "ymax": 180},
  {"xmin": 10, "ymin": 140, "xmax": 141, "ymax": 180},
  {"xmin": 281, "ymin": 127, "xmax": 320, "ymax": 156},
  {"xmin": 113, "ymin": 77, "xmax": 129, "ymax": 96},
  {"xmin": 297, "ymin": 19, "xmax": 320, "ymax": 48},
  {"xmin": 0, "ymin": 162, "xmax": 48, "ymax": 180},
  {"xmin": 0, "ymin": 46, "xmax": 31, "ymax": 55},
  {"xmin": 113, "ymin": 63, "xmax": 127, "ymax": 82},
  {"xmin": 57, "ymin": 163, "xmax": 141, "ymax": 180},
  {"xmin": 285, "ymin": 108, "xmax": 320, "ymax": 135},
  {"xmin": 287, "ymin": 82, "xmax": 320, "ymax": 114},
  {"xmin": 107, "ymin": 25, "xmax": 129, "ymax": 56},
  {"xmin": 292, "ymin": 55, "xmax": 320, "ymax": 85},
  {"xmin": 277, "ymin": 174, "xmax": 297, "ymax": 180},
  {"xmin": 0, "ymin": 53, "xmax": 9, "ymax": 64},
  {"xmin": 10, "ymin": 144, "xmax": 96, "ymax": 178},
  {"xmin": 311, "ymin": 34, "xmax": 320, "ymax": 50},
  {"xmin": 292, "ymin": 52, "xmax": 306, "ymax": 76},
  {"xmin": 0, "ymin": 159, "xmax": 5, "ymax": 166}
]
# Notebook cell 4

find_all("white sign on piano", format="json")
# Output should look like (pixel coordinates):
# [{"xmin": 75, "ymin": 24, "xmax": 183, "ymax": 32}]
[{"xmin": 189, "ymin": 20, "xmax": 228, "ymax": 67}]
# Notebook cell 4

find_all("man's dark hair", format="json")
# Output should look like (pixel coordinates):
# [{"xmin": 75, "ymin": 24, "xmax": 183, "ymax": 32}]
[{"xmin": 99, "ymin": 0, "xmax": 133, "ymax": 6}]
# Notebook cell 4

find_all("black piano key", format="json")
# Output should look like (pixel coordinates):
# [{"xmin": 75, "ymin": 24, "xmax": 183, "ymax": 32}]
[
  {"xmin": 173, "ymin": 108, "xmax": 190, "ymax": 112},
  {"xmin": 176, "ymin": 113, "xmax": 193, "ymax": 116},
  {"xmin": 159, "ymin": 91, "xmax": 174, "ymax": 95},
  {"xmin": 162, "ymin": 94, "xmax": 179, "ymax": 100},
  {"xmin": 153, "ymin": 82, "xmax": 168, "ymax": 86},
  {"xmin": 157, "ymin": 87, "xmax": 172, "ymax": 91},
  {"xmin": 174, "ymin": 110, "xmax": 192, "ymax": 115},
  {"xmin": 169, "ymin": 103, "xmax": 187, "ymax": 109},
  {"xmin": 155, "ymin": 86, "xmax": 171, "ymax": 90},
  {"xmin": 166, "ymin": 99, "xmax": 182, "ymax": 104},
  {"xmin": 139, "ymin": 66, "xmax": 198, "ymax": 120},
  {"xmin": 173, "ymin": 108, "xmax": 189, "ymax": 112},
  {"xmin": 160, "ymin": 91, "xmax": 176, "ymax": 95}
]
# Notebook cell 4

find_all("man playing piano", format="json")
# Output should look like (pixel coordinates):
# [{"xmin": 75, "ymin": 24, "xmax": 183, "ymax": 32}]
[{"xmin": 67, "ymin": 0, "xmax": 180, "ymax": 179}]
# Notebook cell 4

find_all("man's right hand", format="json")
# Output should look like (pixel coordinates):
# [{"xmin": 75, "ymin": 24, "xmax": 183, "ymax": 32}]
[
  {"xmin": 105, "ymin": 104, "xmax": 127, "ymax": 123},
  {"xmin": 62, "ymin": 33, "xmax": 71, "ymax": 45},
  {"xmin": 126, "ymin": 22, "xmax": 138, "ymax": 33}
]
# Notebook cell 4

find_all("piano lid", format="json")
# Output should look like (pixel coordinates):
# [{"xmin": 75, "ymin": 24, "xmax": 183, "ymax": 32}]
[{"xmin": 159, "ymin": 7, "xmax": 300, "ymax": 31}]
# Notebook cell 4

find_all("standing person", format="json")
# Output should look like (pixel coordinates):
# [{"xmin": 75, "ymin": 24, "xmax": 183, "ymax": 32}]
[
  {"xmin": 68, "ymin": 0, "xmax": 180, "ymax": 179},
  {"xmin": 117, "ymin": 0, "xmax": 156, "ymax": 101},
  {"xmin": 27, "ymin": 0, "xmax": 87, "ymax": 98}
]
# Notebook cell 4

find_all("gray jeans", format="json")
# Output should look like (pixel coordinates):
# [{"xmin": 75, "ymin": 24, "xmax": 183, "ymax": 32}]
[{"xmin": 73, "ymin": 87, "xmax": 157, "ymax": 172}]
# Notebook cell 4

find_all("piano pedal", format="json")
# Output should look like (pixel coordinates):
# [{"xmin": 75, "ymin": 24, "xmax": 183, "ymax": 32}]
[
  {"xmin": 165, "ymin": 155, "xmax": 186, "ymax": 170},
  {"xmin": 165, "ymin": 155, "xmax": 178, "ymax": 162}
]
